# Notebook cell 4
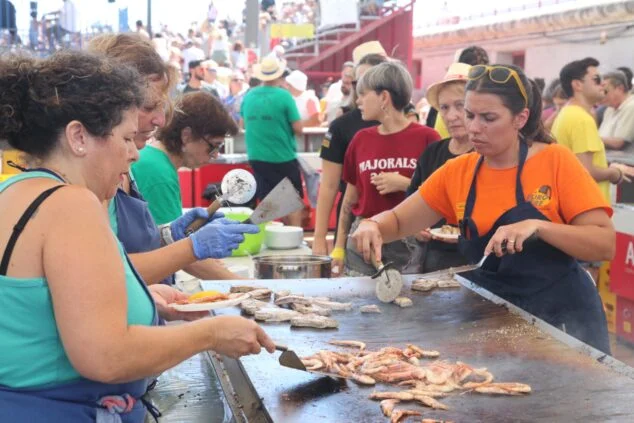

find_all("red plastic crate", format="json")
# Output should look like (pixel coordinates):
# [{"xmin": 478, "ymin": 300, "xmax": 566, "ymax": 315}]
[
  {"xmin": 611, "ymin": 232, "xmax": 634, "ymax": 301},
  {"xmin": 178, "ymin": 169, "xmax": 193, "ymax": 208},
  {"xmin": 616, "ymin": 296, "xmax": 634, "ymax": 344}
]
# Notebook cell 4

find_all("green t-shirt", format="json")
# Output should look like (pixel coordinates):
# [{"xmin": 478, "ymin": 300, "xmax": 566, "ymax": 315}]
[
  {"xmin": 132, "ymin": 145, "xmax": 182, "ymax": 225},
  {"xmin": 240, "ymin": 85, "xmax": 301, "ymax": 163}
]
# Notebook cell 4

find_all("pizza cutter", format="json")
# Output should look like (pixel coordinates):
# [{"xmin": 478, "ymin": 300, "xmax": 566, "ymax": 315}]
[
  {"xmin": 185, "ymin": 168, "xmax": 256, "ymax": 235},
  {"xmin": 370, "ymin": 249, "xmax": 403, "ymax": 303}
]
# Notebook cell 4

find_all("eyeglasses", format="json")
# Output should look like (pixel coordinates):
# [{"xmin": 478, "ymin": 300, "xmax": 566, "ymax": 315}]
[
  {"xmin": 590, "ymin": 74, "xmax": 602, "ymax": 85},
  {"xmin": 203, "ymin": 136, "xmax": 224, "ymax": 155},
  {"xmin": 468, "ymin": 65, "xmax": 529, "ymax": 108}
]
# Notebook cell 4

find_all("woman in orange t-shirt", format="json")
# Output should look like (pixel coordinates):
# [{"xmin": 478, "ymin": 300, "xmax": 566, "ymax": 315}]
[{"xmin": 352, "ymin": 64, "xmax": 613, "ymax": 353}]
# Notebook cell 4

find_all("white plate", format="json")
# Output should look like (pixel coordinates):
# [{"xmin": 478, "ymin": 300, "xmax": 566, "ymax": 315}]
[
  {"xmin": 429, "ymin": 227, "xmax": 460, "ymax": 240},
  {"xmin": 169, "ymin": 296, "xmax": 246, "ymax": 312}
]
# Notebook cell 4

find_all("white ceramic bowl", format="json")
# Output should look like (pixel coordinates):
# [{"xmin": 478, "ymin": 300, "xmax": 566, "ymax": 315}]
[{"xmin": 264, "ymin": 225, "xmax": 304, "ymax": 250}]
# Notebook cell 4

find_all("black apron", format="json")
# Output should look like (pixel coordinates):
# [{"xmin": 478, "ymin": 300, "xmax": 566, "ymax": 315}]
[{"xmin": 457, "ymin": 141, "xmax": 610, "ymax": 354}]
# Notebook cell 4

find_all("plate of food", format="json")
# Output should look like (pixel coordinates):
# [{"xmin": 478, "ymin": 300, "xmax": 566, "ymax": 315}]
[
  {"xmin": 429, "ymin": 225, "xmax": 460, "ymax": 240},
  {"xmin": 169, "ymin": 290, "xmax": 249, "ymax": 312}
]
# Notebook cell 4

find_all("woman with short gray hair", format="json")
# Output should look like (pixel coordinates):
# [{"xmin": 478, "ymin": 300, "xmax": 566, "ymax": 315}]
[{"xmin": 331, "ymin": 61, "xmax": 441, "ymax": 276}]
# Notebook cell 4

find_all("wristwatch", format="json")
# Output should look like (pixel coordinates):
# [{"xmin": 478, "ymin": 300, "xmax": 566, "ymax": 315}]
[{"xmin": 158, "ymin": 224, "xmax": 175, "ymax": 245}]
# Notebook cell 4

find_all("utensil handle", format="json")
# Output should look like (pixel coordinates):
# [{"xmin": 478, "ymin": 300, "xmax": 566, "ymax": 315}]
[
  {"xmin": 369, "ymin": 248, "xmax": 383, "ymax": 270},
  {"xmin": 185, "ymin": 198, "xmax": 223, "ymax": 236},
  {"xmin": 274, "ymin": 343, "xmax": 288, "ymax": 352}
]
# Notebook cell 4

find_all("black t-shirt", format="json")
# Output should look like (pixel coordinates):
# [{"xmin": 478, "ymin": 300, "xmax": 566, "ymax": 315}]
[
  {"xmin": 320, "ymin": 108, "xmax": 378, "ymax": 166},
  {"xmin": 407, "ymin": 138, "xmax": 455, "ymax": 196}
]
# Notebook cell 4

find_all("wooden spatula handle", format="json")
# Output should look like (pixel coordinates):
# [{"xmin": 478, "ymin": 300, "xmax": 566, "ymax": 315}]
[{"xmin": 184, "ymin": 198, "xmax": 223, "ymax": 236}]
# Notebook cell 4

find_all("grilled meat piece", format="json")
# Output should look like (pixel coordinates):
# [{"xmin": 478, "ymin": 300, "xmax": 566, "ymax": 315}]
[
  {"xmin": 290, "ymin": 314, "xmax": 339, "ymax": 329},
  {"xmin": 411, "ymin": 279, "xmax": 438, "ymax": 292},
  {"xmin": 394, "ymin": 297, "xmax": 413, "ymax": 308},
  {"xmin": 360, "ymin": 304, "xmax": 382, "ymax": 313},
  {"xmin": 254, "ymin": 308, "xmax": 300, "ymax": 322}
]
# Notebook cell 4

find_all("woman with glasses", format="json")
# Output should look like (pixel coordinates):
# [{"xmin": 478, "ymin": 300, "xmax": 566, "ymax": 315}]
[
  {"xmin": 333, "ymin": 61, "xmax": 441, "ymax": 276},
  {"xmin": 132, "ymin": 92, "xmax": 239, "ymax": 232},
  {"xmin": 352, "ymin": 64, "xmax": 613, "ymax": 353}
]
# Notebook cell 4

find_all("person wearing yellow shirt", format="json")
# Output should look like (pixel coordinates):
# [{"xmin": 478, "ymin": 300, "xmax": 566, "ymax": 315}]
[{"xmin": 552, "ymin": 57, "xmax": 634, "ymax": 202}]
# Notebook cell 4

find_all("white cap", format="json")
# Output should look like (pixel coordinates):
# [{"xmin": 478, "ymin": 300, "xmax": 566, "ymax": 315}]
[{"xmin": 285, "ymin": 70, "xmax": 308, "ymax": 92}]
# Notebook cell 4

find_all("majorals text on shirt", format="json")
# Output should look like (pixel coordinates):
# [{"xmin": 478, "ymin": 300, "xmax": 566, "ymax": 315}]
[{"xmin": 358, "ymin": 158, "xmax": 417, "ymax": 173}]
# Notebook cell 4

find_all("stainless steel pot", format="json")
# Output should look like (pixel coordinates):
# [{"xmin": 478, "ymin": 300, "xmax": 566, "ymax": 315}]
[{"xmin": 253, "ymin": 255, "xmax": 332, "ymax": 279}]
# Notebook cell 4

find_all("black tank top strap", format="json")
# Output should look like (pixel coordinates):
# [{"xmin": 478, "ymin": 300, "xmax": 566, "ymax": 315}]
[{"xmin": 0, "ymin": 185, "xmax": 65, "ymax": 276}]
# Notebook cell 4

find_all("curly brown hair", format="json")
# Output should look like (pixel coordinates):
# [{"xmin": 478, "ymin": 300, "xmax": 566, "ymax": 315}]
[
  {"xmin": 0, "ymin": 51, "xmax": 143, "ymax": 158},
  {"xmin": 157, "ymin": 92, "xmax": 239, "ymax": 155}
]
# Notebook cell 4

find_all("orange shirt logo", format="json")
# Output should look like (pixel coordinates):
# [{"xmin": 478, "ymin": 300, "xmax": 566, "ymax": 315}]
[
  {"xmin": 455, "ymin": 202, "xmax": 466, "ymax": 221},
  {"xmin": 527, "ymin": 185, "xmax": 552, "ymax": 208}
]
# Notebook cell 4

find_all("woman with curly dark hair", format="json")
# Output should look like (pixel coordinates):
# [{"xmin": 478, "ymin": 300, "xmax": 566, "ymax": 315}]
[
  {"xmin": 132, "ymin": 91, "xmax": 239, "ymax": 226},
  {"xmin": 0, "ymin": 51, "xmax": 274, "ymax": 422}
]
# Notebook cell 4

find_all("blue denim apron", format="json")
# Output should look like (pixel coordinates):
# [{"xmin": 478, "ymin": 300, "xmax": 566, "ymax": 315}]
[
  {"xmin": 457, "ymin": 141, "xmax": 610, "ymax": 354},
  {"xmin": 114, "ymin": 175, "xmax": 174, "ymax": 285},
  {"xmin": 0, "ymin": 169, "xmax": 161, "ymax": 422}
]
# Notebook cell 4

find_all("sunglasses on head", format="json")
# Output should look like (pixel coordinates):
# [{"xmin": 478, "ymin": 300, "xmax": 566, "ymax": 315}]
[{"xmin": 468, "ymin": 65, "xmax": 529, "ymax": 108}]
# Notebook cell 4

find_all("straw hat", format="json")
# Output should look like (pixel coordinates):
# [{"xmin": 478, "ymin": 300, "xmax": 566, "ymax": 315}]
[
  {"xmin": 286, "ymin": 70, "xmax": 308, "ymax": 92},
  {"xmin": 425, "ymin": 62, "xmax": 472, "ymax": 110},
  {"xmin": 352, "ymin": 41, "xmax": 387, "ymax": 65},
  {"xmin": 252, "ymin": 57, "xmax": 287, "ymax": 82}
]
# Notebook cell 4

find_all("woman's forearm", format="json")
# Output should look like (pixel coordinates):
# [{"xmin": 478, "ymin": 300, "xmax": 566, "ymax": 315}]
[
  {"xmin": 129, "ymin": 239, "xmax": 197, "ymax": 284},
  {"xmin": 82, "ymin": 319, "xmax": 217, "ymax": 384},
  {"xmin": 334, "ymin": 186, "xmax": 357, "ymax": 249},
  {"xmin": 536, "ymin": 219, "xmax": 615, "ymax": 262},
  {"xmin": 185, "ymin": 259, "xmax": 241, "ymax": 280},
  {"xmin": 314, "ymin": 175, "xmax": 340, "ymax": 239},
  {"xmin": 371, "ymin": 194, "xmax": 442, "ymax": 243}
]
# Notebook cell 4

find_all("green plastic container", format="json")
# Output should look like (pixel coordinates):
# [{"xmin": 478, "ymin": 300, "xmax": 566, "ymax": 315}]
[{"xmin": 222, "ymin": 208, "xmax": 266, "ymax": 257}]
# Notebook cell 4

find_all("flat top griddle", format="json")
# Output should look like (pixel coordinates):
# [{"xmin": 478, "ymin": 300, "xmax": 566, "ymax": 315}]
[{"xmin": 202, "ymin": 275, "xmax": 634, "ymax": 423}]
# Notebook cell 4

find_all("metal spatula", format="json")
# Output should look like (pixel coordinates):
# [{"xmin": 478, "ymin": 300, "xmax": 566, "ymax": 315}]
[
  {"xmin": 452, "ymin": 234, "xmax": 541, "ymax": 274},
  {"xmin": 276, "ymin": 344, "xmax": 349, "ymax": 380},
  {"xmin": 276, "ymin": 344, "xmax": 307, "ymax": 371}
]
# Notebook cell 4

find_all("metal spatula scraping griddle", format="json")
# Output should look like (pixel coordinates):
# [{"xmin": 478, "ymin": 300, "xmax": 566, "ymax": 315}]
[
  {"xmin": 276, "ymin": 344, "xmax": 307, "ymax": 370},
  {"xmin": 370, "ymin": 249, "xmax": 403, "ymax": 303},
  {"xmin": 276, "ymin": 344, "xmax": 348, "ymax": 380}
]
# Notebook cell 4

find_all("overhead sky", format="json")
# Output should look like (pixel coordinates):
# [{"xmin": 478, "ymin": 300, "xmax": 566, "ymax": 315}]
[{"xmin": 9, "ymin": 0, "xmax": 623, "ymax": 37}]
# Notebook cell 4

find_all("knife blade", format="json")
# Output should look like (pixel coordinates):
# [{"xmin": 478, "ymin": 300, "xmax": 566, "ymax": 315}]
[{"xmin": 243, "ymin": 178, "xmax": 304, "ymax": 225}]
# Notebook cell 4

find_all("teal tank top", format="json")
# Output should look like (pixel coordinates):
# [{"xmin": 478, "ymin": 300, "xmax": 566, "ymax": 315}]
[{"xmin": 0, "ymin": 172, "xmax": 155, "ymax": 388}]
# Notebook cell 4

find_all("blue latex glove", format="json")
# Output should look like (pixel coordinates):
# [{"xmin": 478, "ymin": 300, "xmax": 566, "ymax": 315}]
[
  {"xmin": 191, "ymin": 222, "xmax": 260, "ymax": 260},
  {"xmin": 170, "ymin": 208, "xmax": 224, "ymax": 242}
]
